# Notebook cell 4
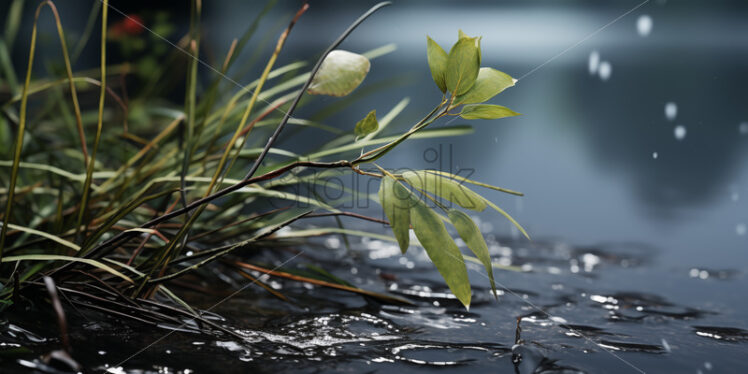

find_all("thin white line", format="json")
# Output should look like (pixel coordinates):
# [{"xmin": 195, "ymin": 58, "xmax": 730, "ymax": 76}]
[
  {"xmin": 100, "ymin": 0, "xmax": 294, "ymax": 119},
  {"xmin": 113, "ymin": 250, "xmax": 305, "ymax": 368},
  {"xmin": 517, "ymin": 0, "xmax": 650, "ymax": 81},
  {"xmin": 437, "ymin": 1, "xmax": 652, "ymax": 370}
]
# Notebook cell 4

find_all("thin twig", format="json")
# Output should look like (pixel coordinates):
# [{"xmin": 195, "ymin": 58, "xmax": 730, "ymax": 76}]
[
  {"xmin": 43, "ymin": 276, "xmax": 71, "ymax": 353},
  {"xmin": 242, "ymin": 1, "xmax": 392, "ymax": 182},
  {"xmin": 304, "ymin": 212, "xmax": 389, "ymax": 225}
]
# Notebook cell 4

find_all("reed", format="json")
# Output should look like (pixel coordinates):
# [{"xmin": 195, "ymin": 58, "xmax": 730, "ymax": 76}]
[{"xmin": 0, "ymin": 1, "xmax": 525, "ymax": 319}]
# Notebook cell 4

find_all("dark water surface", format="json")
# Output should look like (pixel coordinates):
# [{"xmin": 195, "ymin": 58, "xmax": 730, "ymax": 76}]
[{"xmin": 2, "ymin": 0, "xmax": 748, "ymax": 373}]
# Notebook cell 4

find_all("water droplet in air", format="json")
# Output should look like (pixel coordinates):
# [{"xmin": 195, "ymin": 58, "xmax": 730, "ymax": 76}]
[
  {"xmin": 588, "ymin": 50, "xmax": 600, "ymax": 75},
  {"xmin": 325, "ymin": 237, "xmax": 341, "ymax": 249},
  {"xmin": 674, "ymin": 125, "xmax": 686, "ymax": 140},
  {"xmin": 665, "ymin": 102, "xmax": 678, "ymax": 121},
  {"xmin": 598, "ymin": 61, "xmax": 612, "ymax": 81},
  {"xmin": 739, "ymin": 122, "xmax": 748, "ymax": 135},
  {"xmin": 637, "ymin": 15, "xmax": 653, "ymax": 37},
  {"xmin": 652, "ymin": 152, "xmax": 658, "ymax": 159},
  {"xmin": 736, "ymin": 223, "xmax": 747, "ymax": 236},
  {"xmin": 661, "ymin": 339, "xmax": 671, "ymax": 353}
]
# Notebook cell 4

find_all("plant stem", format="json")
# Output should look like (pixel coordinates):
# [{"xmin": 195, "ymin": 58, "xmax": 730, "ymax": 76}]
[
  {"xmin": 75, "ymin": 0, "xmax": 108, "ymax": 241},
  {"xmin": 140, "ymin": 3, "xmax": 311, "ymax": 293},
  {"xmin": 241, "ymin": 1, "xmax": 392, "ymax": 183},
  {"xmin": 0, "ymin": 2, "xmax": 43, "ymax": 262},
  {"xmin": 353, "ymin": 103, "xmax": 448, "ymax": 165},
  {"xmin": 78, "ymin": 160, "xmax": 352, "ymax": 262}
]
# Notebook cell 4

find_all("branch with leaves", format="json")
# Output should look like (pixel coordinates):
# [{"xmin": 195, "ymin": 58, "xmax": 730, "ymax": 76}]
[{"xmin": 0, "ymin": 2, "xmax": 527, "ymax": 314}]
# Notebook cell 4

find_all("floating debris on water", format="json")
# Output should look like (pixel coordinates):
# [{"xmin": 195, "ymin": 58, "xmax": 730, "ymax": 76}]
[
  {"xmin": 637, "ymin": 15, "xmax": 653, "ymax": 37},
  {"xmin": 652, "ymin": 152, "xmax": 658, "ymax": 159}
]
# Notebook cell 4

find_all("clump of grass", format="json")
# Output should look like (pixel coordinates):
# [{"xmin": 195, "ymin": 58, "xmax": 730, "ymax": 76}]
[{"xmin": 0, "ymin": 0, "xmax": 525, "ymax": 322}]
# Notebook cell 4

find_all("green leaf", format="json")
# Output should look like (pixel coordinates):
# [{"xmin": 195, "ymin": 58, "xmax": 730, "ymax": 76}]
[
  {"xmin": 426, "ymin": 36, "xmax": 448, "ymax": 93},
  {"xmin": 402, "ymin": 170, "xmax": 487, "ymax": 211},
  {"xmin": 378, "ymin": 176, "xmax": 412, "ymax": 253},
  {"xmin": 459, "ymin": 104, "xmax": 520, "ymax": 120},
  {"xmin": 455, "ymin": 68, "xmax": 516, "ymax": 105},
  {"xmin": 308, "ymin": 50, "xmax": 370, "ymax": 97},
  {"xmin": 447, "ymin": 209, "xmax": 497, "ymax": 298},
  {"xmin": 410, "ymin": 200, "xmax": 471, "ymax": 308},
  {"xmin": 1, "ymin": 255, "xmax": 133, "ymax": 283},
  {"xmin": 445, "ymin": 37, "xmax": 481, "ymax": 95},
  {"xmin": 354, "ymin": 110, "xmax": 378, "ymax": 137},
  {"xmin": 424, "ymin": 170, "xmax": 523, "ymax": 196},
  {"xmin": 0, "ymin": 223, "xmax": 80, "ymax": 251},
  {"xmin": 457, "ymin": 30, "xmax": 481, "ymax": 65}
]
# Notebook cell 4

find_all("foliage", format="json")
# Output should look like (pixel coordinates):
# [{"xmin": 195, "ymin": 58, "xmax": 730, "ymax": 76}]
[
  {"xmin": 371, "ymin": 30, "xmax": 525, "ymax": 306},
  {"xmin": 0, "ymin": 1, "xmax": 525, "ymax": 316}
]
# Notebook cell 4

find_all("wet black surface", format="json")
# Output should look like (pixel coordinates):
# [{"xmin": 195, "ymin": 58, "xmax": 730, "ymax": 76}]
[{"xmin": 2, "ymin": 233, "xmax": 747, "ymax": 373}]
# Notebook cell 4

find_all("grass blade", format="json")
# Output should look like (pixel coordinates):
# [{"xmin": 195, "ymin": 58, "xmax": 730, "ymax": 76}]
[
  {"xmin": 2, "ymin": 255, "xmax": 132, "ymax": 283},
  {"xmin": 75, "ymin": 0, "xmax": 109, "ymax": 237},
  {"xmin": 0, "ymin": 223, "xmax": 80, "ymax": 251}
]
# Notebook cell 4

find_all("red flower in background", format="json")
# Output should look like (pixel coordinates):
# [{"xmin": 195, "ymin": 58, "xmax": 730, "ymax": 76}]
[{"xmin": 109, "ymin": 15, "xmax": 145, "ymax": 38}]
